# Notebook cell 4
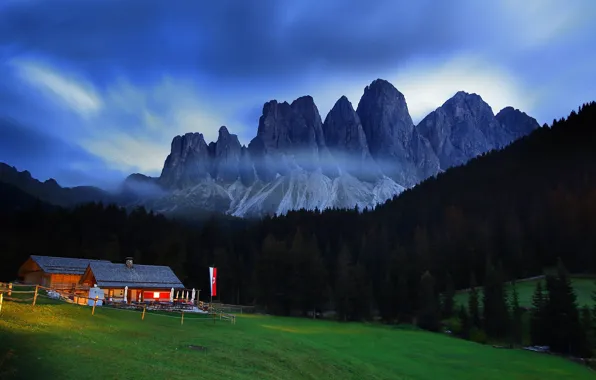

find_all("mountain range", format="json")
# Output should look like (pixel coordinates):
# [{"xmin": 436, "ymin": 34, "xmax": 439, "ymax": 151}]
[{"xmin": 0, "ymin": 79, "xmax": 540, "ymax": 218}]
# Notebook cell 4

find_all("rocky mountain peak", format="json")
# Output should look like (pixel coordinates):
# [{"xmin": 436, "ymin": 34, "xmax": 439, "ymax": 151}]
[
  {"xmin": 323, "ymin": 95, "xmax": 379, "ymax": 179},
  {"xmin": 356, "ymin": 78, "xmax": 415, "ymax": 161},
  {"xmin": 213, "ymin": 126, "xmax": 242, "ymax": 182},
  {"xmin": 495, "ymin": 106, "xmax": 540, "ymax": 139},
  {"xmin": 159, "ymin": 132, "xmax": 211, "ymax": 189},
  {"xmin": 417, "ymin": 91, "xmax": 523, "ymax": 170},
  {"xmin": 323, "ymin": 96, "xmax": 368, "ymax": 153},
  {"xmin": 218, "ymin": 125, "xmax": 231, "ymax": 137}
]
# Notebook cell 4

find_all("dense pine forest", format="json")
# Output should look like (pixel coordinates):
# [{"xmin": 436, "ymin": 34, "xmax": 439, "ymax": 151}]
[{"xmin": 1, "ymin": 102, "xmax": 596, "ymax": 357}]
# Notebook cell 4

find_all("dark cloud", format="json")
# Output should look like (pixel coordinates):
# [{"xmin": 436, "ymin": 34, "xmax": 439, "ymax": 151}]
[{"xmin": 0, "ymin": 0, "xmax": 497, "ymax": 85}]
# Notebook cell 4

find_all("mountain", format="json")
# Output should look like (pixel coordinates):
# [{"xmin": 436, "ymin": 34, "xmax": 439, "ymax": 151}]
[
  {"xmin": 0, "ymin": 181, "xmax": 56, "ymax": 213},
  {"xmin": 121, "ymin": 80, "xmax": 538, "ymax": 218},
  {"xmin": 1, "ymin": 79, "xmax": 540, "ymax": 219},
  {"xmin": 416, "ymin": 91, "xmax": 540, "ymax": 169},
  {"xmin": 0, "ymin": 163, "xmax": 114, "ymax": 207}
]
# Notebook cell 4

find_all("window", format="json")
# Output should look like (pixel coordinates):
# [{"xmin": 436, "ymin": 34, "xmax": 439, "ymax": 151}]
[{"xmin": 153, "ymin": 292, "xmax": 160, "ymax": 298}]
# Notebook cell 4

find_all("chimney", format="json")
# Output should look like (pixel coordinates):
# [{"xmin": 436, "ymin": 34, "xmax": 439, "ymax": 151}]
[{"xmin": 125, "ymin": 257, "xmax": 133, "ymax": 269}]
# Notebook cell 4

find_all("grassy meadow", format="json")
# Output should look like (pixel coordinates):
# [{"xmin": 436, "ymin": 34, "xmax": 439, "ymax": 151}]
[
  {"xmin": 454, "ymin": 276, "xmax": 596, "ymax": 310},
  {"xmin": 1, "ymin": 297, "xmax": 595, "ymax": 380}
]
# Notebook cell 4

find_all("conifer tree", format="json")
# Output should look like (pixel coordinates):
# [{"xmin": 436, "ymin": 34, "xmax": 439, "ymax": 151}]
[
  {"xmin": 544, "ymin": 259, "xmax": 583, "ymax": 355},
  {"xmin": 580, "ymin": 305, "xmax": 594, "ymax": 354},
  {"xmin": 483, "ymin": 263, "xmax": 509, "ymax": 339},
  {"xmin": 458, "ymin": 304, "xmax": 471, "ymax": 339},
  {"xmin": 468, "ymin": 273, "xmax": 481, "ymax": 329},
  {"xmin": 530, "ymin": 280, "xmax": 546, "ymax": 345},
  {"xmin": 510, "ymin": 281, "xmax": 523, "ymax": 346},
  {"xmin": 418, "ymin": 271, "xmax": 440, "ymax": 332},
  {"xmin": 442, "ymin": 272, "xmax": 455, "ymax": 319}
]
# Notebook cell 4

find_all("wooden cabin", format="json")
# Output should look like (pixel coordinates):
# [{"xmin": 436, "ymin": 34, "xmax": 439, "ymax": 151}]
[
  {"xmin": 18, "ymin": 255, "xmax": 110, "ymax": 289},
  {"xmin": 79, "ymin": 257, "xmax": 184, "ymax": 303}
]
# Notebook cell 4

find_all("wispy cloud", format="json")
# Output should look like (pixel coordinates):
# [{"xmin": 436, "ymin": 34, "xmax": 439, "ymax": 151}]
[
  {"xmin": 498, "ymin": 0, "xmax": 591, "ymax": 51},
  {"xmin": 11, "ymin": 59, "xmax": 102, "ymax": 117},
  {"xmin": 9, "ymin": 60, "xmax": 252, "ymax": 174}
]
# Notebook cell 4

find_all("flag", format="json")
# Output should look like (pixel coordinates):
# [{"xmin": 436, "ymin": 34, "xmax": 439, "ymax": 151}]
[{"xmin": 209, "ymin": 267, "xmax": 217, "ymax": 297}]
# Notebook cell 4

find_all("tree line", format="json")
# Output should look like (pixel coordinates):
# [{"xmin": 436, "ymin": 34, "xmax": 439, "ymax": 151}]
[{"xmin": 1, "ymin": 101, "xmax": 596, "ymax": 357}]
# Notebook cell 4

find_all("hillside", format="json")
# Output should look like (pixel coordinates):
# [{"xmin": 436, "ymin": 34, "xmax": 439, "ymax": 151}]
[
  {"xmin": 1, "ymin": 300, "xmax": 593, "ymax": 380},
  {"xmin": 0, "ymin": 182, "xmax": 56, "ymax": 213},
  {"xmin": 454, "ymin": 276, "xmax": 596, "ymax": 309}
]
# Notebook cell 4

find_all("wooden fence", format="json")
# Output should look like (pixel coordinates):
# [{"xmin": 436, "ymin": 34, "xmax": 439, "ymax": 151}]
[{"xmin": 0, "ymin": 282, "xmax": 237, "ymax": 325}]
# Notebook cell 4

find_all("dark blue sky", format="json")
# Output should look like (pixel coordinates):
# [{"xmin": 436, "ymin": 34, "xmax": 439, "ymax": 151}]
[{"xmin": 0, "ymin": 0, "xmax": 595, "ymax": 188}]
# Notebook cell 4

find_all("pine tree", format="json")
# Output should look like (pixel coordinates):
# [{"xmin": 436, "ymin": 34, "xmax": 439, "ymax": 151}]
[
  {"xmin": 544, "ymin": 259, "xmax": 583, "ymax": 355},
  {"xmin": 458, "ymin": 304, "xmax": 471, "ymax": 339},
  {"xmin": 580, "ymin": 305, "xmax": 594, "ymax": 356},
  {"xmin": 442, "ymin": 272, "xmax": 455, "ymax": 319},
  {"xmin": 483, "ymin": 263, "xmax": 509, "ymax": 339},
  {"xmin": 510, "ymin": 281, "xmax": 523, "ymax": 346},
  {"xmin": 417, "ymin": 271, "xmax": 440, "ymax": 332},
  {"xmin": 396, "ymin": 273, "xmax": 411, "ymax": 323},
  {"xmin": 530, "ymin": 280, "xmax": 546, "ymax": 346},
  {"xmin": 592, "ymin": 280, "xmax": 596, "ymax": 334},
  {"xmin": 335, "ymin": 244, "xmax": 353, "ymax": 322},
  {"xmin": 468, "ymin": 273, "xmax": 481, "ymax": 329}
]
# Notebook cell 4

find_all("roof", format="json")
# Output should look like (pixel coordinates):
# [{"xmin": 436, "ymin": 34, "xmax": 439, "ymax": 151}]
[
  {"xmin": 29, "ymin": 255, "xmax": 110, "ymax": 275},
  {"xmin": 85, "ymin": 261, "xmax": 184, "ymax": 289}
]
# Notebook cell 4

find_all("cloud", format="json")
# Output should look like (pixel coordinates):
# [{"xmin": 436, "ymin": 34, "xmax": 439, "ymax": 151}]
[
  {"xmin": 11, "ymin": 59, "xmax": 102, "ymax": 117},
  {"xmin": 497, "ymin": 0, "xmax": 592, "ymax": 51},
  {"xmin": 7, "ymin": 60, "xmax": 253, "ymax": 174},
  {"xmin": 5, "ymin": 0, "xmax": 591, "ymax": 86}
]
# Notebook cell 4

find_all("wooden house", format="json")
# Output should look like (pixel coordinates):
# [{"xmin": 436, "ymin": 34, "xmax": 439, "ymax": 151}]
[
  {"xmin": 18, "ymin": 255, "xmax": 110, "ymax": 289},
  {"xmin": 79, "ymin": 257, "xmax": 184, "ymax": 303}
]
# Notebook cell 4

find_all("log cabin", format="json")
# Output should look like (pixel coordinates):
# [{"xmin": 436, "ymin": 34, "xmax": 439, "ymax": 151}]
[
  {"xmin": 79, "ymin": 257, "xmax": 184, "ymax": 303},
  {"xmin": 18, "ymin": 255, "xmax": 110, "ymax": 289}
]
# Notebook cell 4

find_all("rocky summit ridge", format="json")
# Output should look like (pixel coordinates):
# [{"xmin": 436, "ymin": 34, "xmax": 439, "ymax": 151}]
[{"xmin": 121, "ymin": 79, "xmax": 540, "ymax": 218}]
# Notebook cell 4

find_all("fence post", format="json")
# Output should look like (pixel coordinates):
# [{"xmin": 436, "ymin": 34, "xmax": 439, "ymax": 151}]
[
  {"xmin": 32, "ymin": 285, "xmax": 39, "ymax": 307},
  {"xmin": 8, "ymin": 283, "xmax": 12, "ymax": 297},
  {"xmin": 92, "ymin": 296, "xmax": 98, "ymax": 316},
  {"xmin": 181, "ymin": 311, "xmax": 184, "ymax": 325},
  {"xmin": 142, "ymin": 305, "xmax": 146, "ymax": 320}
]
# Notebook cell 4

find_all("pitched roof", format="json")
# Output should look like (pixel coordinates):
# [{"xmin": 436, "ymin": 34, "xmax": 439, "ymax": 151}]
[
  {"xmin": 86, "ymin": 262, "xmax": 184, "ymax": 289},
  {"xmin": 30, "ymin": 255, "xmax": 110, "ymax": 275}
]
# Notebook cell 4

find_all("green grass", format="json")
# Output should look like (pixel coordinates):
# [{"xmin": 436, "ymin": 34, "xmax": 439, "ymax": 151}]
[
  {"xmin": 454, "ymin": 276, "xmax": 596, "ymax": 310},
  {"xmin": 1, "ymin": 298, "xmax": 595, "ymax": 379}
]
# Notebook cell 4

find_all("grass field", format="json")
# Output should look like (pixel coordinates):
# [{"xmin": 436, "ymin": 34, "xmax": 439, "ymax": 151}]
[
  {"xmin": 1, "ymin": 298, "xmax": 595, "ymax": 380},
  {"xmin": 454, "ymin": 276, "xmax": 596, "ymax": 310}
]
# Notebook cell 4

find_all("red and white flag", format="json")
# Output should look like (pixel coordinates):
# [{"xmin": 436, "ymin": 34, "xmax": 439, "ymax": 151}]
[{"xmin": 209, "ymin": 267, "xmax": 217, "ymax": 297}]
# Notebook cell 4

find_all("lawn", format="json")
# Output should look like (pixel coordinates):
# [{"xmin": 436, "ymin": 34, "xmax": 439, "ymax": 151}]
[
  {"xmin": 454, "ymin": 276, "xmax": 596, "ymax": 310},
  {"xmin": 1, "ymin": 298, "xmax": 594, "ymax": 380}
]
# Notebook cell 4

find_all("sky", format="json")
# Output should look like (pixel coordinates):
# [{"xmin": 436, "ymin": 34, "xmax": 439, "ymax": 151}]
[{"xmin": 0, "ymin": 0, "xmax": 595, "ymax": 189}]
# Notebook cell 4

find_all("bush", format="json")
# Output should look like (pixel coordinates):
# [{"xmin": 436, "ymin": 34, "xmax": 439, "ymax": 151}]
[
  {"xmin": 444, "ymin": 317, "xmax": 461, "ymax": 335},
  {"xmin": 469, "ymin": 327, "xmax": 488, "ymax": 344}
]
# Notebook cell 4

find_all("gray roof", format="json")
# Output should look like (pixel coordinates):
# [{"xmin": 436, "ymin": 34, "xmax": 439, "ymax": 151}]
[
  {"xmin": 30, "ymin": 255, "xmax": 110, "ymax": 275},
  {"xmin": 87, "ymin": 262, "xmax": 184, "ymax": 289}
]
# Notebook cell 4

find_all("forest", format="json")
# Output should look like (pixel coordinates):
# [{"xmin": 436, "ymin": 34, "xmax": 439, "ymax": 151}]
[{"xmin": 1, "ymin": 102, "xmax": 596, "ymax": 357}]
